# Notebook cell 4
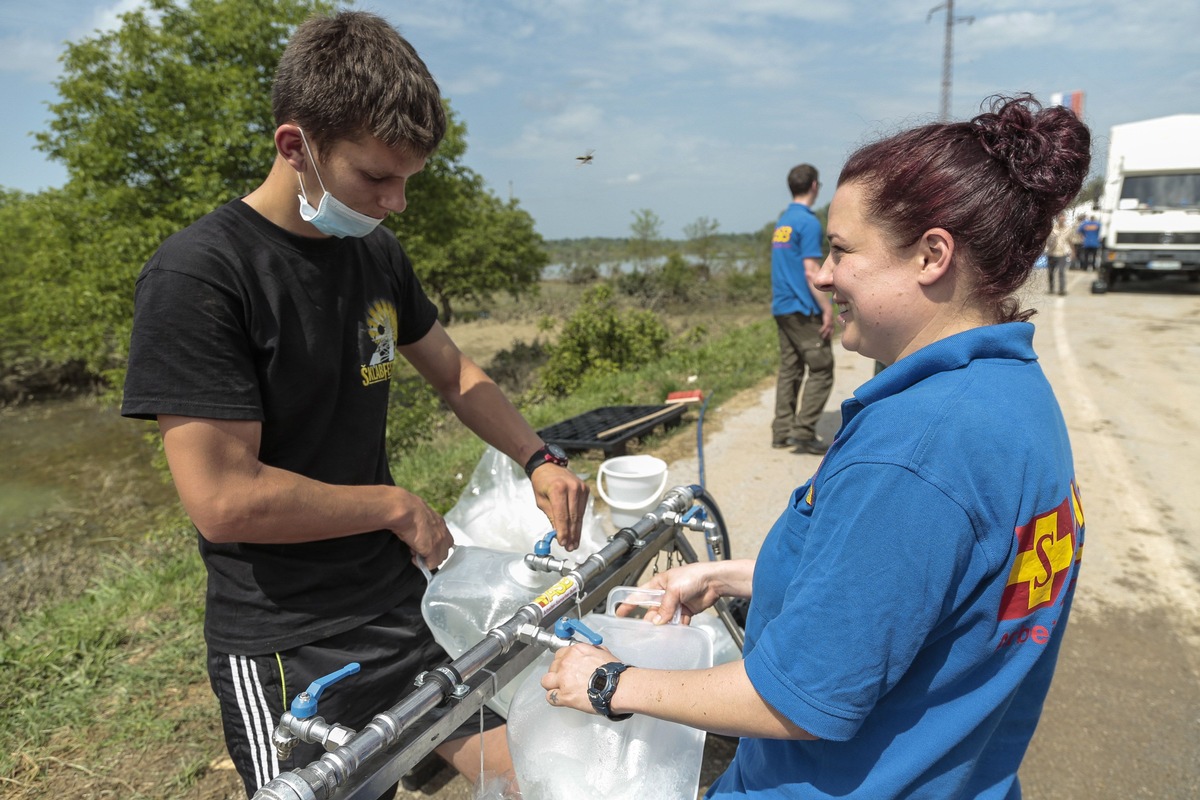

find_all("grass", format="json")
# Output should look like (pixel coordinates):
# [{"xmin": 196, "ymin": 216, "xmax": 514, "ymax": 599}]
[
  {"xmin": 392, "ymin": 314, "xmax": 778, "ymax": 512},
  {"xmin": 0, "ymin": 284, "xmax": 778, "ymax": 795},
  {"xmin": 0, "ymin": 527, "xmax": 218, "ymax": 795}
]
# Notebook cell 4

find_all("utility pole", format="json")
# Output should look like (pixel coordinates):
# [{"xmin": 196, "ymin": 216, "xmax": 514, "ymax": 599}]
[{"xmin": 927, "ymin": 0, "xmax": 974, "ymax": 121}]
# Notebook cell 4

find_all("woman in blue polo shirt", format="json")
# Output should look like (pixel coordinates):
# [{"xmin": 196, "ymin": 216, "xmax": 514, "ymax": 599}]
[{"xmin": 541, "ymin": 93, "xmax": 1090, "ymax": 800}]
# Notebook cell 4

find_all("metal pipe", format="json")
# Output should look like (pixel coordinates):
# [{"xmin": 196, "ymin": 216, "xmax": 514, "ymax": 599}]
[{"xmin": 254, "ymin": 486, "xmax": 699, "ymax": 800}]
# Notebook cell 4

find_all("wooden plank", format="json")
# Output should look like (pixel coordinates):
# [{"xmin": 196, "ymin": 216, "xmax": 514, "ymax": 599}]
[{"xmin": 595, "ymin": 405, "xmax": 680, "ymax": 439}]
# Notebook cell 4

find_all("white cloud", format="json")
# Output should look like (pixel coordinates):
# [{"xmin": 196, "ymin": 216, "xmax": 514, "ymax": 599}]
[
  {"xmin": 1, "ymin": 0, "xmax": 152, "ymax": 81},
  {"xmin": 439, "ymin": 65, "xmax": 505, "ymax": 97},
  {"xmin": 88, "ymin": 0, "xmax": 149, "ymax": 35},
  {"xmin": 961, "ymin": 11, "xmax": 1060, "ymax": 51},
  {"xmin": 0, "ymin": 37, "xmax": 63, "ymax": 82}
]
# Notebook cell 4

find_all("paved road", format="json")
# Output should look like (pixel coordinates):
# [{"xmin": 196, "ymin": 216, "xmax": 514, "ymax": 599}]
[{"xmin": 1017, "ymin": 272, "xmax": 1200, "ymax": 798}]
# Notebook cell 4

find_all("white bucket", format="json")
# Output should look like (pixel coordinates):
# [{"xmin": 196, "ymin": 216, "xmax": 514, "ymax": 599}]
[{"xmin": 596, "ymin": 455, "xmax": 669, "ymax": 528}]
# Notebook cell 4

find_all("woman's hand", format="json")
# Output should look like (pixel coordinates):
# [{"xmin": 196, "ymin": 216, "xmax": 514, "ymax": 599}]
[
  {"xmin": 616, "ymin": 559, "xmax": 754, "ymax": 625},
  {"xmin": 541, "ymin": 643, "xmax": 618, "ymax": 714}
]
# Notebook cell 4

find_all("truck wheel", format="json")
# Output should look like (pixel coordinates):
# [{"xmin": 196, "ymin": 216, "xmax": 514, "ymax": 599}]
[{"xmin": 1090, "ymin": 279, "xmax": 1108, "ymax": 294}]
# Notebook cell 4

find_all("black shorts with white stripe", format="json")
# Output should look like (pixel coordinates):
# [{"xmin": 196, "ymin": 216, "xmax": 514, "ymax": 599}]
[{"xmin": 207, "ymin": 598, "xmax": 504, "ymax": 798}]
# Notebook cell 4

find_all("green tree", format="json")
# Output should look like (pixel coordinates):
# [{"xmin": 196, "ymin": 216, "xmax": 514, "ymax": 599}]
[
  {"xmin": 390, "ymin": 110, "xmax": 547, "ymax": 323},
  {"xmin": 628, "ymin": 208, "xmax": 662, "ymax": 271},
  {"xmin": 37, "ymin": 0, "xmax": 328, "ymax": 228},
  {"xmin": 0, "ymin": 185, "xmax": 151, "ymax": 381},
  {"xmin": 0, "ymin": 190, "xmax": 44, "ymax": 372},
  {"xmin": 5, "ymin": 0, "xmax": 328, "ymax": 383},
  {"xmin": 402, "ymin": 190, "xmax": 548, "ymax": 323},
  {"xmin": 2, "ymin": 0, "xmax": 545, "ymax": 389},
  {"xmin": 683, "ymin": 216, "xmax": 720, "ymax": 268}
]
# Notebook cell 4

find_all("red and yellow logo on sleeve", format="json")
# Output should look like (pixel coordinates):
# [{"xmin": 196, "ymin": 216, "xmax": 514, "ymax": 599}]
[{"xmin": 998, "ymin": 480, "xmax": 1084, "ymax": 622}]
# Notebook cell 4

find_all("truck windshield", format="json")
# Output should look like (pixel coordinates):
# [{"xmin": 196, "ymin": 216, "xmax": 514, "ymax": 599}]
[{"xmin": 1119, "ymin": 173, "xmax": 1200, "ymax": 210}]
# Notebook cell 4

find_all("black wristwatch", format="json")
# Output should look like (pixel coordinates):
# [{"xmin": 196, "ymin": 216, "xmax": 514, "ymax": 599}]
[
  {"xmin": 523, "ymin": 443, "xmax": 568, "ymax": 479},
  {"xmin": 587, "ymin": 661, "xmax": 632, "ymax": 721}
]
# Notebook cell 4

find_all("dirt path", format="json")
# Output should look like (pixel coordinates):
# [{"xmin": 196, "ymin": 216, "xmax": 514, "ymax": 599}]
[{"xmin": 1015, "ymin": 273, "xmax": 1200, "ymax": 798}]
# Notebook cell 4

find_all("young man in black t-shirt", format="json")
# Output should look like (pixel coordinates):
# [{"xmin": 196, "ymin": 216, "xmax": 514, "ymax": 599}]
[{"xmin": 122, "ymin": 12, "xmax": 587, "ymax": 798}]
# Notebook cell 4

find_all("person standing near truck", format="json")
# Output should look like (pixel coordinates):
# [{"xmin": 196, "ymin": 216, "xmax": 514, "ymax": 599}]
[
  {"xmin": 1045, "ymin": 211, "xmax": 1074, "ymax": 294},
  {"xmin": 1078, "ymin": 215, "xmax": 1102, "ymax": 271}
]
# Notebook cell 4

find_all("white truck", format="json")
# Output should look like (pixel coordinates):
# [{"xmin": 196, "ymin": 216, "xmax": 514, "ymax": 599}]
[{"xmin": 1092, "ymin": 114, "xmax": 1200, "ymax": 293}]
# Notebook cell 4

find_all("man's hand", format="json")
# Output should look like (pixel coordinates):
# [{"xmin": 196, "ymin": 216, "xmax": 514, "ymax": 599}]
[
  {"xmin": 819, "ymin": 307, "xmax": 835, "ymax": 340},
  {"xmin": 389, "ymin": 488, "xmax": 454, "ymax": 568},
  {"xmin": 530, "ymin": 464, "xmax": 589, "ymax": 551}
]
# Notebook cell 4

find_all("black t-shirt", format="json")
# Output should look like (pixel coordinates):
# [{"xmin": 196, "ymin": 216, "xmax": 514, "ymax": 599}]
[{"xmin": 122, "ymin": 199, "xmax": 439, "ymax": 654}]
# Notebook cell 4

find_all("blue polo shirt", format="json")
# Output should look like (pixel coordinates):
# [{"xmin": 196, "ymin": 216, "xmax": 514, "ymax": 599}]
[
  {"xmin": 1078, "ymin": 220, "xmax": 1101, "ymax": 248},
  {"xmin": 709, "ymin": 322, "xmax": 1084, "ymax": 799},
  {"xmin": 771, "ymin": 203, "xmax": 824, "ymax": 316}
]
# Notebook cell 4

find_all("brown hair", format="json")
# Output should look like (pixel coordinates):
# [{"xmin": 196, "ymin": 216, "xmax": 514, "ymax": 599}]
[
  {"xmin": 272, "ymin": 11, "xmax": 446, "ymax": 157},
  {"xmin": 787, "ymin": 164, "xmax": 819, "ymax": 197},
  {"xmin": 838, "ymin": 94, "xmax": 1091, "ymax": 322}
]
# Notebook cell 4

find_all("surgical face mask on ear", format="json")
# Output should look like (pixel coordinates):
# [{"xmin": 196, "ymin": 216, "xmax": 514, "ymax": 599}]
[{"xmin": 295, "ymin": 128, "xmax": 385, "ymax": 239}]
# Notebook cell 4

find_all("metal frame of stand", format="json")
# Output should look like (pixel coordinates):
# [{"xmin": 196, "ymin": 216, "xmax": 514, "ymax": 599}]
[{"xmin": 252, "ymin": 484, "xmax": 743, "ymax": 800}]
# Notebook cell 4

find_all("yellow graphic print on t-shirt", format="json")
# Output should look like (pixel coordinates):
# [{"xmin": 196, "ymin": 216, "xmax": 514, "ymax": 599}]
[{"xmin": 361, "ymin": 300, "xmax": 398, "ymax": 386}]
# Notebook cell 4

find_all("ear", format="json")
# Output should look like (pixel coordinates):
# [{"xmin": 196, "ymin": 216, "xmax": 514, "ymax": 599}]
[
  {"xmin": 915, "ymin": 228, "xmax": 955, "ymax": 287},
  {"xmin": 275, "ymin": 124, "xmax": 306, "ymax": 172}
]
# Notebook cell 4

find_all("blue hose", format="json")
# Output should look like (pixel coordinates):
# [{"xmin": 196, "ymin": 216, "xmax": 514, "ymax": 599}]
[
  {"xmin": 696, "ymin": 391, "xmax": 713, "ymax": 490},
  {"xmin": 688, "ymin": 390, "xmax": 731, "ymax": 560}
]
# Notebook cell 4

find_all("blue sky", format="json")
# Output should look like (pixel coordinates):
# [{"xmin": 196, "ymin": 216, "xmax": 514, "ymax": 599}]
[{"xmin": 2, "ymin": 0, "xmax": 1198, "ymax": 240}]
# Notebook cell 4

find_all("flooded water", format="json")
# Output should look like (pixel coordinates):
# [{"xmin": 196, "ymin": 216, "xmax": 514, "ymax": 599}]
[{"xmin": 0, "ymin": 396, "xmax": 174, "ymax": 561}]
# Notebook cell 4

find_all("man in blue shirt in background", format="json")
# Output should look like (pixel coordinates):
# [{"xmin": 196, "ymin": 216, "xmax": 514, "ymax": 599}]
[
  {"xmin": 1077, "ymin": 214, "xmax": 1102, "ymax": 272},
  {"xmin": 770, "ymin": 164, "xmax": 834, "ymax": 455}
]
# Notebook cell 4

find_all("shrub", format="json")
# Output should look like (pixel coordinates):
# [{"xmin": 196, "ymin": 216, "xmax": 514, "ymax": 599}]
[
  {"xmin": 539, "ymin": 284, "xmax": 669, "ymax": 396},
  {"xmin": 720, "ymin": 261, "xmax": 772, "ymax": 303},
  {"xmin": 658, "ymin": 252, "xmax": 699, "ymax": 302},
  {"xmin": 615, "ymin": 268, "xmax": 659, "ymax": 301},
  {"xmin": 487, "ymin": 338, "xmax": 549, "ymax": 395},
  {"xmin": 564, "ymin": 262, "xmax": 601, "ymax": 284}
]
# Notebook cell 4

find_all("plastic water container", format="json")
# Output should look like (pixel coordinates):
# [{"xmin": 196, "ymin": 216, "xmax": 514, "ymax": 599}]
[
  {"xmin": 596, "ymin": 455, "xmax": 669, "ymax": 528},
  {"xmin": 506, "ymin": 587, "xmax": 713, "ymax": 800},
  {"xmin": 690, "ymin": 610, "xmax": 743, "ymax": 666},
  {"xmin": 420, "ymin": 546, "xmax": 558, "ymax": 717}
]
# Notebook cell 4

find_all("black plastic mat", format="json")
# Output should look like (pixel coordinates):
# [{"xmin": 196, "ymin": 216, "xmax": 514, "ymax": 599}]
[{"xmin": 538, "ymin": 404, "xmax": 688, "ymax": 457}]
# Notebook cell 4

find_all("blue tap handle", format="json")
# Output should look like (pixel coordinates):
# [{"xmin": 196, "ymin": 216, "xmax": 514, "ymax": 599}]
[
  {"xmin": 533, "ymin": 530, "xmax": 558, "ymax": 556},
  {"xmin": 554, "ymin": 617, "xmax": 603, "ymax": 645},
  {"xmin": 290, "ymin": 662, "xmax": 361, "ymax": 719},
  {"xmin": 681, "ymin": 506, "xmax": 707, "ymax": 524}
]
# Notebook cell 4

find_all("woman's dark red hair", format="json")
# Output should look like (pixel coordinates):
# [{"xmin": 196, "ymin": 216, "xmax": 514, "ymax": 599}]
[{"xmin": 838, "ymin": 94, "xmax": 1091, "ymax": 322}]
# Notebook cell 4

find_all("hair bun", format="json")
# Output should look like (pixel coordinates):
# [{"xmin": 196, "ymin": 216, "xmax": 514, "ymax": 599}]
[{"xmin": 971, "ymin": 94, "xmax": 1091, "ymax": 216}]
